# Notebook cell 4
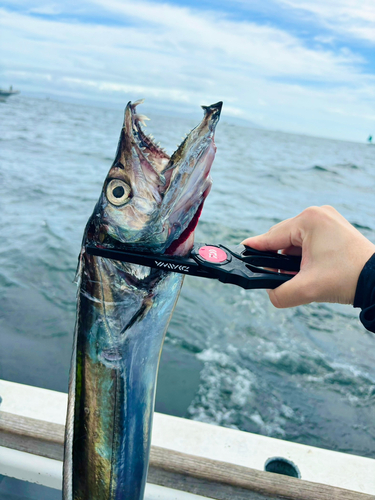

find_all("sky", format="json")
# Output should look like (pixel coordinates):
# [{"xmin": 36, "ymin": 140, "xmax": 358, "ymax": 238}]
[{"xmin": 1, "ymin": 0, "xmax": 374, "ymax": 141}]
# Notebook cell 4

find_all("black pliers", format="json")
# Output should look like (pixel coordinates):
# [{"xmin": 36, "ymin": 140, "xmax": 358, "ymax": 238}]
[{"xmin": 86, "ymin": 243, "xmax": 301, "ymax": 290}]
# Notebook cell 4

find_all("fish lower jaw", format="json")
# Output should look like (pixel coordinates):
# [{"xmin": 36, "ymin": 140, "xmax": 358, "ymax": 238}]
[
  {"xmin": 170, "ymin": 232, "xmax": 195, "ymax": 256},
  {"xmin": 165, "ymin": 199, "xmax": 205, "ymax": 256}
]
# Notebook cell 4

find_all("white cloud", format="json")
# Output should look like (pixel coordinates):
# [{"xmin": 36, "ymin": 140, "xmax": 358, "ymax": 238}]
[
  {"xmin": 29, "ymin": 4, "xmax": 62, "ymax": 15},
  {"xmin": 0, "ymin": 3, "xmax": 366, "ymax": 83},
  {"xmin": 62, "ymin": 77, "xmax": 193, "ymax": 103},
  {"xmin": 0, "ymin": 1, "xmax": 374, "ymax": 141},
  {"xmin": 89, "ymin": 0, "xmax": 365, "ymax": 80},
  {"xmin": 279, "ymin": 0, "xmax": 375, "ymax": 43}
]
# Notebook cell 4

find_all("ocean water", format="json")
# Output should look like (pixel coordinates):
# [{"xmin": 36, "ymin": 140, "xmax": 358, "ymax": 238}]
[{"xmin": 1, "ymin": 95, "xmax": 375, "ymax": 488}]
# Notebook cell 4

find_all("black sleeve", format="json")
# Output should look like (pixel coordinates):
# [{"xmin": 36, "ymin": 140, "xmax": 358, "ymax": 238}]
[{"xmin": 353, "ymin": 253, "xmax": 375, "ymax": 333}]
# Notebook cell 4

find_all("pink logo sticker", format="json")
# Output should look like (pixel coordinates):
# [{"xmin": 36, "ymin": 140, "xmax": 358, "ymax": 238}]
[{"xmin": 198, "ymin": 246, "xmax": 227, "ymax": 263}]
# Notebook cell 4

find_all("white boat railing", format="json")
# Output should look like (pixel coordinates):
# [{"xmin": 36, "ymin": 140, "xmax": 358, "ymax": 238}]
[
  {"xmin": 0, "ymin": 379, "xmax": 374, "ymax": 499},
  {"xmin": 0, "ymin": 446, "xmax": 212, "ymax": 500}
]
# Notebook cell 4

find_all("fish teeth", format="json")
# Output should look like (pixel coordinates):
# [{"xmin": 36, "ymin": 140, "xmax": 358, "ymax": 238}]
[
  {"xmin": 133, "ymin": 98, "xmax": 145, "ymax": 107},
  {"xmin": 134, "ymin": 114, "xmax": 150, "ymax": 127}
]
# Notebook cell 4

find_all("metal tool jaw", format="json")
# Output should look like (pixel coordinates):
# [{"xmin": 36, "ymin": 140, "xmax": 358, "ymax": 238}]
[{"xmin": 85, "ymin": 243, "xmax": 301, "ymax": 290}]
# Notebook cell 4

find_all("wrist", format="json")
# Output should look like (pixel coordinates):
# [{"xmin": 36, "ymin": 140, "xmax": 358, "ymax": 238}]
[{"xmin": 354, "ymin": 253, "xmax": 375, "ymax": 309}]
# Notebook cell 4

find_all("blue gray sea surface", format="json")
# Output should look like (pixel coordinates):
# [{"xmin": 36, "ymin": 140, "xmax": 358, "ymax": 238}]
[{"xmin": 1, "ymin": 95, "xmax": 375, "ymax": 463}]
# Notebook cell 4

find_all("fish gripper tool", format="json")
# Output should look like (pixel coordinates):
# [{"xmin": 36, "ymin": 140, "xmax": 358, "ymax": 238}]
[{"xmin": 86, "ymin": 243, "xmax": 301, "ymax": 290}]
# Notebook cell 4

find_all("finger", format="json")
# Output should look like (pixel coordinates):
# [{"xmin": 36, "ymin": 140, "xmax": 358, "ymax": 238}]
[
  {"xmin": 281, "ymin": 245, "xmax": 302, "ymax": 256},
  {"xmin": 241, "ymin": 219, "xmax": 292, "ymax": 249},
  {"xmin": 267, "ymin": 271, "xmax": 315, "ymax": 308},
  {"xmin": 241, "ymin": 234, "xmax": 273, "ymax": 250},
  {"xmin": 242, "ymin": 217, "xmax": 304, "ymax": 253}
]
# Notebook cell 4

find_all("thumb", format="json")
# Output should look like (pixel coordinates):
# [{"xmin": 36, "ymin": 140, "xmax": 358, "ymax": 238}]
[{"xmin": 268, "ymin": 271, "xmax": 314, "ymax": 308}]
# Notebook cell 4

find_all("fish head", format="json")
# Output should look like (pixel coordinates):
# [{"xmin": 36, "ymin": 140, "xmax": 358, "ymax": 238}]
[{"xmin": 86, "ymin": 99, "xmax": 222, "ymax": 256}]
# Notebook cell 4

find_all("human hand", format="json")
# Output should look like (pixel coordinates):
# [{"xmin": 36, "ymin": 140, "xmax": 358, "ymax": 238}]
[{"xmin": 242, "ymin": 206, "xmax": 375, "ymax": 308}]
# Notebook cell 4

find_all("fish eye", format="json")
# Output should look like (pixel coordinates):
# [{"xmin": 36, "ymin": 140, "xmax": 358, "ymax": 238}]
[{"xmin": 106, "ymin": 179, "xmax": 131, "ymax": 206}]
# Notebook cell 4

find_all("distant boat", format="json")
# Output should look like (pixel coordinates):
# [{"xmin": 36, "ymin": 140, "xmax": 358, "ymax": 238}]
[
  {"xmin": 368, "ymin": 135, "xmax": 374, "ymax": 145},
  {"xmin": 0, "ymin": 86, "xmax": 20, "ymax": 100}
]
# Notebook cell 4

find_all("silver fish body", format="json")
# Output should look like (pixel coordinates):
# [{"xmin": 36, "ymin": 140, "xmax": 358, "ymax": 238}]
[{"xmin": 63, "ymin": 100, "xmax": 222, "ymax": 499}]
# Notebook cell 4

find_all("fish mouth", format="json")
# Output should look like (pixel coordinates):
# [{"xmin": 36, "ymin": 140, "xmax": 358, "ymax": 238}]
[{"xmin": 125, "ymin": 100, "xmax": 223, "ymax": 256}]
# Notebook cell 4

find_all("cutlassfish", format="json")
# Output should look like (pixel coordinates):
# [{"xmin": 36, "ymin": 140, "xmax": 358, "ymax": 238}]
[{"xmin": 63, "ymin": 100, "xmax": 222, "ymax": 499}]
